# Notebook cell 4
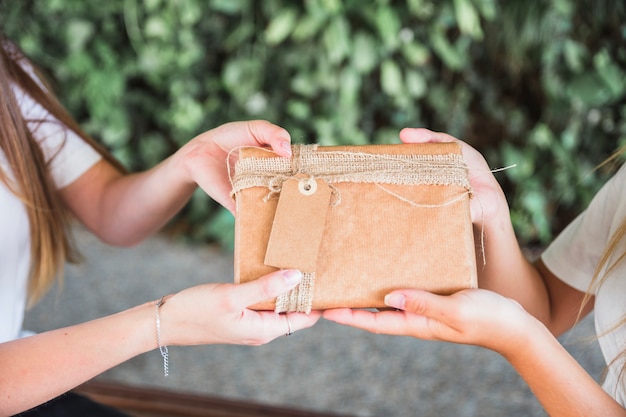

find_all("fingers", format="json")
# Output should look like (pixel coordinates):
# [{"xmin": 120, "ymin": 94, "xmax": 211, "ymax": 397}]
[
  {"xmin": 280, "ymin": 311, "xmax": 322, "ymax": 334},
  {"xmin": 245, "ymin": 120, "xmax": 292, "ymax": 157},
  {"xmin": 323, "ymin": 290, "xmax": 462, "ymax": 340},
  {"xmin": 205, "ymin": 120, "xmax": 291, "ymax": 212},
  {"xmin": 233, "ymin": 269, "xmax": 303, "ymax": 309},
  {"xmin": 399, "ymin": 127, "xmax": 459, "ymax": 144},
  {"xmin": 324, "ymin": 308, "xmax": 431, "ymax": 337},
  {"xmin": 207, "ymin": 120, "xmax": 291, "ymax": 157},
  {"xmin": 385, "ymin": 290, "xmax": 463, "ymax": 326},
  {"xmin": 234, "ymin": 269, "xmax": 323, "ymax": 337}
]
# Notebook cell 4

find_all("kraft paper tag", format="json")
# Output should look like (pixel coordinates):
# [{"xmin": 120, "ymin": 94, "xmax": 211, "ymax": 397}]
[{"xmin": 264, "ymin": 176, "xmax": 332, "ymax": 272}]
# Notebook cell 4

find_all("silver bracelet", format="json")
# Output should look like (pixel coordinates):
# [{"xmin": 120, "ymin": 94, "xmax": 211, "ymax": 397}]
[{"xmin": 155, "ymin": 296, "xmax": 169, "ymax": 377}]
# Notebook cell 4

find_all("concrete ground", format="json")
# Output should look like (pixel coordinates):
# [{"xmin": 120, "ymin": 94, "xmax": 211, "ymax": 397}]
[{"xmin": 24, "ymin": 226, "xmax": 606, "ymax": 417}]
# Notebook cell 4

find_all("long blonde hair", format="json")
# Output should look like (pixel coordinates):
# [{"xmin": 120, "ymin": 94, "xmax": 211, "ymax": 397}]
[
  {"xmin": 582, "ymin": 148, "xmax": 626, "ymax": 394},
  {"xmin": 0, "ymin": 35, "xmax": 124, "ymax": 306}
]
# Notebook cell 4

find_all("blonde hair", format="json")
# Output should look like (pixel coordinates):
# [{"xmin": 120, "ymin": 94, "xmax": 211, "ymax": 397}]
[
  {"xmin": 581, "ymin": 147, "xmax": 626, "ymax": 395},
  {"xmin": 0, "ymin": 35, "xmax": 124, "ymax": 306}
]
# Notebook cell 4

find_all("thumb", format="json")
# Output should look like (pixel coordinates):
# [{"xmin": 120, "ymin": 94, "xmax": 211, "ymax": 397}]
[
  {"xmin": 235, "ymin": 269, "xmax": 302, "ymax": 308},
  {"xmin": 385, "ymin": 289, "xmax": 450, "ymax": 320}
]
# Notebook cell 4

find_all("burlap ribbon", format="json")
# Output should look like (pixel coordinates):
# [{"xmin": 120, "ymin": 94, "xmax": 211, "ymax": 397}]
[
  {"xmin": 231, "ymin": 144, "xmax": 471, "ymax": 197},
  {"xmin": 232, "ymin": 144, "xmax": 471, "ymax": 313}
]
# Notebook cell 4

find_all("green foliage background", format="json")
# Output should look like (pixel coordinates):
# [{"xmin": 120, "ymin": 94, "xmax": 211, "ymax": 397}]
[{"xmin": 2, "ymin": 0, "xmax": 625, "ymax": 247}]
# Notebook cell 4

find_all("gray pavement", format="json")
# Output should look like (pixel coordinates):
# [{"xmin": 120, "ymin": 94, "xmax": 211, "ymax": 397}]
[{"xmin": 24, "ymin": 226, "xmax": 606, "ymax": 417}]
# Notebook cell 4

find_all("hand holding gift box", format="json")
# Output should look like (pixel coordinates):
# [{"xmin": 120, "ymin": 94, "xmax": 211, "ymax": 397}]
[{"xmin": 231, "ymin": 142, "xmax": 477, "ymax": 313}]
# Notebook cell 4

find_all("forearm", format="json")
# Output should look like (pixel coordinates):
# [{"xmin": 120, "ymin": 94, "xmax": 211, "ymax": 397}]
[
  {"xmin": 476, "ymin": 204, "xmax": 591, "ymax": 335},
  {"xmin": 62, "ymin": 152, "xmax": 198, "ymax": 246},
  {"xmin": 0, "ymin": 302, "xmax": 156, "ymax": 415},
  {"xmin": 503, "ymin": 319, "xmax": 625, "ymax": 416},
  {"xmin": 96, "ymin": 155, "xmax": 196, "ymax": 245},
  {"xmin": 476, "ymin": 199, "xmax": 551, "ymax": 324}
]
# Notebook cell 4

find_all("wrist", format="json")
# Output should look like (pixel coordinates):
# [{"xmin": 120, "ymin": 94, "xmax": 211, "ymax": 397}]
[
  {"xmin": 164, "ymin": 151, "xmax": 198, "ymax": 192},
  {"xmin": 154, "ymin": 296, "xmax": 170, "ymax": 376},
  {"xmin": 496, "ymin": 311, "xmax": 550, "ymax": 360}
]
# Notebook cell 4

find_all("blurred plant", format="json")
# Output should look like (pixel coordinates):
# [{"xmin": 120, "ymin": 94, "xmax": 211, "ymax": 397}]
[{"xmin": 1, "ymin": 0, "xmax": 624, "ymax": 247}]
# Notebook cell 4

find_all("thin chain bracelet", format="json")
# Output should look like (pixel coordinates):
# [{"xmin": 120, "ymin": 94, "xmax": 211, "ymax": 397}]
[{"xmin": 155, "ymin": 296, "xmax": 169, "ymax": 377}]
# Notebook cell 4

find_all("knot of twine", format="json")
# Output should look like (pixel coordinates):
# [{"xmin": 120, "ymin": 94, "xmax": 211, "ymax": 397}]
[
  {"xmin": 264, "ymin": 144, "xmax": 323, "ymax": 202},
  {"xmin": 231, "ymin": 144, "xmax": 472, "ymax": 203}
]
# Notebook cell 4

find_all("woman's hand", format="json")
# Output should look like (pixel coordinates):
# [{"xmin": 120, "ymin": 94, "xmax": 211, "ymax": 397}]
[
  {"xmin": 399, "ymin": 128, "xmax": 508, "ymax": 225},
  {"xmin": 323, "ymin": 288, "xmax": 534, "ymax": 355},
  {"xmin": 175, "ymin": 120, "xmax": 292, "ymax": 212},
  {"xmin": 161, "ymin": 269, "xmax": 321, "ymax": 346}
]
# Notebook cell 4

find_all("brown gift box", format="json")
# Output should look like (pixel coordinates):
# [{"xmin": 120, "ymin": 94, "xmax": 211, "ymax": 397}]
[{"xmin": 231, "ymin": 142, "xmax": 477, "ymax": 313}]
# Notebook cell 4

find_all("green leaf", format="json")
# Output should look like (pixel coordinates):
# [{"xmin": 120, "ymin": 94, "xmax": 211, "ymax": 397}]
[
  {"xmin": 601, "ymin": 67, "xmax": 626, "ymax": 97},
  {"xmin": 566, "ymin": 73, "xmax": 613, "ymax": 107},
  {"xmin": 529, "ymin": 123, "xmax": 555, "ymax": 149},
  {"xmin": 521, "ymin": 189, "xmax": 551, "ymax": 242},
  {"xmin": 563, "ymin": 40, "xmax": 587, "ymax": 73},
  {"xmin": 138, "ymin": 45, "xmax": 166, "ymax": 74},
  {"xmin": 405, "ymin": 71, "xmax": 427, "ymax": 98},
  {"xmin": 65, "ymin": 20, "xmax": 94, "ymax": 52},
  {"xmin": 501, "ymin": 143, "xmax": 535, "ymax": 182},
  {"xmin": 453, "ymin": 0, "xmax": 483, "ymax": 39},
  {"xmin": 339, "ymin": 67, "xmax": 361, "ymax": 105},
  {"xmin": 265, "ymin": 8, "xmax": 298, "ymax": 45},
  {"xmin": 401, "ymin": 42, "xmax": 430, "ymax": 66},
  {"xmin": 380, "ymin": 59, "xmax": 404, "ymax": 96},
  {"xmin": 429, "ymin": 30, "xmax": 467, "ymax": 70},
  {"xmin": 206, "ymin": 208, "xmax": 235, "ymax": 251},
  {"xmin": 292, "ymin": 13, "xmax": 327, "ymax": 41},
  {"xmin": 291, "ymin": 74, "xmax": 318, "ymax": 97},
  {"xmin": 222, "ymin": 58, "xmax": 262, "ymax": 103},
  {"xmin": 209, "ymin": 0, "xmax": 246, "ymax": 15},
  {"xmin": 323, "ymin": 16, "xmax": 350, "ymax": 64},
  {"xmin": 223, "ymin": 23, "xmax": 254, "ymax": 51},
  {"xmin": 473, "ymin": 0, "xmax": 497, "ymax": 20},
  {"xmin": 407, "ymin": 0, "xmax": 435, "ymax": 18},
  {"xmin": 144, "ymin": 15, "xmax": 170, "ymax": 39},
  {"xmin": 351, "ymin": 32, "xmax": 378, "ymax": 73},
  {"xmin": 170, "ymin": 96, "xmax": 204, "ymax": 135},
  {"xmin": 317, "ymin": 0, "xmax": 342, "ymax": 15},
  {"xmin": 287, "ymin": 99, "xmax": 311, "ymax": 120},
  {"xmin": 375, "ymin": 5, "xmax": 401, "ymax": 51}
]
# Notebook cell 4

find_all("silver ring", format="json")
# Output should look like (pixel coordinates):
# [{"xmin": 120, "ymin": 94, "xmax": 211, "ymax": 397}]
[{"xmin": 285, "ymin": 315, "xmax": 293, "ymax": 336}]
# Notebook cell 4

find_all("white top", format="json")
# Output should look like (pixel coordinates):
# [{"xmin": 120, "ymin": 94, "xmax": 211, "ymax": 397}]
[
  {"xmin": 542, "ymin": 163, "xmax": 626, "ymax": 406},
  {"xmin": 0, "ymin": 80, "xmax": 102, "ymax": 343}
]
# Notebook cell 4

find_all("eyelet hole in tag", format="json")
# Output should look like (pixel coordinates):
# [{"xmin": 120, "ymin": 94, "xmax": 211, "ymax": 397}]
[
  {"xmin": 298, "ymin": 177, "xmax": 317, "ymax": 195},
  {"xmin": 264, "ymin": 176, "xmax": 332, "ymax": 273}
]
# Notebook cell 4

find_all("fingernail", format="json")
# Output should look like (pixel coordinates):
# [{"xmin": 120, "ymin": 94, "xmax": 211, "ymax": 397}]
[
  {"xmin": 280, "ymin": 141, "xmax": 292, "ymax": 157},
  {"xmin": 281, "ymin": 269, "xmax": 302, "ymax": 287},
  {"xmin": 384, "ymin": 293, "xmax": 406, "ymax": 309}
]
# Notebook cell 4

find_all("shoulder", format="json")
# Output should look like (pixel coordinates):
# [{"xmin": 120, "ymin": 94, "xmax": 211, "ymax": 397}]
[{"xmin": 541, "ymin": 163, "xmax": 626, "ymax": 292}]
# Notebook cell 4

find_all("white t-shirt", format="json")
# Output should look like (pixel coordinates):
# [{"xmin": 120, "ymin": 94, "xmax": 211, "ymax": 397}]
[
  {"xmin": 542, "ymin": 163, "xmax": 626, "ymax": 406},
  {"xmin": 0, "ymin": 82, "xmax": 102, "ymax": 343}
]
